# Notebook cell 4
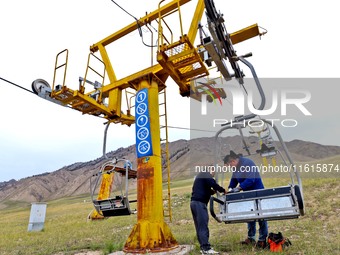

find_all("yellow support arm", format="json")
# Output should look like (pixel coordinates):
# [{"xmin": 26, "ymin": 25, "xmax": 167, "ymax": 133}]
[
  {"xmin": 230, "ymin": 24, "xmax": 263, "ymax": 45},
  {"xmin": 187, "ymin": 0, "xmax": 205, "ymax": 44},
  {"xmin": 90, "ymin": 0, "xmax": 191, "ymax": 52}
]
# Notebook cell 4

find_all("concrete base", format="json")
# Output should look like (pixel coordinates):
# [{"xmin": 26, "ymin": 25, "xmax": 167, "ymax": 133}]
[{"xmin": 109, "ymin": 245, "xmax": 194, "ymax": 255}]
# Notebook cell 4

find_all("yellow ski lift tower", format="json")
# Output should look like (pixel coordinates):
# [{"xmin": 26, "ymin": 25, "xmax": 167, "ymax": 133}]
[{"xmin": 32, "ymin": 0, "xmax": 265, "ymax": 253}]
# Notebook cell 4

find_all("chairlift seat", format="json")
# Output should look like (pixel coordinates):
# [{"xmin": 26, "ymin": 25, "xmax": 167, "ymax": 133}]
[
  {"xmin": 210, "ymin": 185, "xmax": 303, "ymax": 224},
  {"xmin": 93, "ymin": 196, "xmax": 133, "ymax": 217},
  {"xmin": 256, "ymin": 144, "xmax": 277, "ymax": 157}
]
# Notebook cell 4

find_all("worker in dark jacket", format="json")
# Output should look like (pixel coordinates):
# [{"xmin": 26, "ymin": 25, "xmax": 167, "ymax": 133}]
[
  {"xmin": 224, "ymin": 151, "xmax": 268, "ymax": 249},
  {"xmin": 191, "ymin": 165, "xmax": 226, "ymax": 254}
]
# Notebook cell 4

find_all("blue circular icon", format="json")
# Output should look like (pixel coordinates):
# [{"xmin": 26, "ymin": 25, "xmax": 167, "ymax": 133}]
[
  {"xmin": 136, "ymin": 115, "xmax": 148, "ymax": 127},
  {"xmin": 136, "ymin": 102, "xmax": 147, "ymax": 115},
  {"xmin": 137, "ymin": 127, "xmax": 149, "ymax": 140},
  {"xmin": 138, "ymin": 141, "xmax": 151, "ymax": 155},
  {"xmin": 136, "ymin": 91, "xmax": 147, "ymax": 103}
]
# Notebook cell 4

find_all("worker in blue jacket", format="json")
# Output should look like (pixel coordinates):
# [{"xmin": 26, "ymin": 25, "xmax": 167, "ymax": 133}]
[{"xmin": 224, "ymin": 151, "xmax": 268, "ymax": 249}]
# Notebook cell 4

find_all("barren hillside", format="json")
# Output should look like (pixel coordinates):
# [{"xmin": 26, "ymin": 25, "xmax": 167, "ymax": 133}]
[{"xmin": 0, "ymin": 137, "xmax": 339, "ymax": 207}]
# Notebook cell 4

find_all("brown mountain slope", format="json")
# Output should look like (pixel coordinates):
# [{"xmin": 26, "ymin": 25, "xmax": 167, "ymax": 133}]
[
  {"xmin": 285, "ymin": 139, "xmax": 340, "ymax": 159},
  {"xmin": 0, "ymin": 137, "xmax": 339, "ymax": 207}
]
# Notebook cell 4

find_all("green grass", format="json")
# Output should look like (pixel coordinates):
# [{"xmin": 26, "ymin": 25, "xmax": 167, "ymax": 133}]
[{"xmin": 0, "ymin": 177, "xmax": 339, "ymax": 255}]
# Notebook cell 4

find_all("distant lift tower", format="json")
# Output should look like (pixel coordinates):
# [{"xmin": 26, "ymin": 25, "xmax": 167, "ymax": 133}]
[{"xmin": 32, "ymin": 0, "xmax": 264, "ymax": 253}]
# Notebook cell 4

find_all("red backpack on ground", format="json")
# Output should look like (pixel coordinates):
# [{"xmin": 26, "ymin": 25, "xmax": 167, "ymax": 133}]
[{"xmin": 268, "ymin": 232, "xmax": 292, "ymax": 252}]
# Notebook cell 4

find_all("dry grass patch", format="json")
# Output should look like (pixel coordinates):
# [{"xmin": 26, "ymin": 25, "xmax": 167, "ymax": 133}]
[{"xmin": 0, "ymin": 177, "xmax": 339, "ymax": 255}]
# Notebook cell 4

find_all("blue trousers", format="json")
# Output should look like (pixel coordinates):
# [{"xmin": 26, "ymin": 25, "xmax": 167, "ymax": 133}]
[
  {"xmin": 190, "ymin": 200, "xmax": 211, "ymax": 251},
  {"xmin": 248, "ymin": 220, "xmax": 268, "ymax": 241}
]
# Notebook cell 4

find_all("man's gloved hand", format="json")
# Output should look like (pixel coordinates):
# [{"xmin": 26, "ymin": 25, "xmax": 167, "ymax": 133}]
[{"xmin": 228, "ymin": 187, "xmax": 242, "ymax": 193}]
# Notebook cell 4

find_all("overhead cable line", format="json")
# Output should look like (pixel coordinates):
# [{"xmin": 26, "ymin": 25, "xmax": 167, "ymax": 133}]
[
  {"xmin": 110, "ymin": 0, "xmax": 158, "ymax": 48},
  {"xmin": 0, "ymin": 76, "xmax": 35, "ymax": 95},
  {"xmin": 1, "ymin": 76, "xmax": 217, "ymax": 132},
  {"xmin": 0, "ymin": 76, "xmax": 98, "ymax": 114},
  {"xmin": 167, "ymin": 125, "xmax": 216, "ymax": 133}
]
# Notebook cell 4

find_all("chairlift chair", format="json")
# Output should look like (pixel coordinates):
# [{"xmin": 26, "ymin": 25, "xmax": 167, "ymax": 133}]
[
  {"xmin": 90, "ymin": 158, "xmax": 137, "ymax": 218},
  {"xmin": 198, "ymin": 0, "xmax": 304, "ymax": 225},
  {"xmin": 210, "ymin": 119, "xmax": 305, "ymax": 224}
]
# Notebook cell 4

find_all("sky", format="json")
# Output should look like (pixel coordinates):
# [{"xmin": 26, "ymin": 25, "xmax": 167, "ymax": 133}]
[{"xmin": 0, "ymin": 0, "xmax": 339, "ymax": 182}]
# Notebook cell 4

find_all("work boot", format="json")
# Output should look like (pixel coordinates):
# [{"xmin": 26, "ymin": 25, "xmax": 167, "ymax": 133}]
[
  {"xmin": 200, "ymin": 248, "xmax": 219, "ymax": 254},
  {"xmin": 241, "ymin": 238, "xmax": 256, "ymax": 245},
  {"xmin": 256, "ymin": 240, "xmax": 268, "ymax": 249}
]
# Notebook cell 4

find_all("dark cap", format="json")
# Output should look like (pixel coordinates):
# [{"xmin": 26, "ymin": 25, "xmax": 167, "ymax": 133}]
[{"xmin": 223, "ymin": 150, "xmax": 240, "ymax": 164}]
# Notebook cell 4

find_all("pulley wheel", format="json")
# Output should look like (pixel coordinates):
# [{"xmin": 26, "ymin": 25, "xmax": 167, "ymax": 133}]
[{"xmin": 32, "ymin": 79, "xmax": 51, "ymax": 95}]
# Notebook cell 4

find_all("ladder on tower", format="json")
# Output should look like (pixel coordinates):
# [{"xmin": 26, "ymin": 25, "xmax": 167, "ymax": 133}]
[{"xmin": 159, "ymin": 88, "xmax": 172, "ymax": 222}]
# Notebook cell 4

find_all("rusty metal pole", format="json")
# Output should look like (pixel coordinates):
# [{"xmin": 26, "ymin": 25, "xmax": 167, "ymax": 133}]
[{"xmin": 123, "ymin": 78, "xmax": 177, "ymax": 253}]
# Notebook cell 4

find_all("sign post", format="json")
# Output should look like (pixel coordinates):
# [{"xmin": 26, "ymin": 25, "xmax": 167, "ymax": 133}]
[{"xmin": 27, "ymin": 203, "xmax": 47, "ymax": 232}]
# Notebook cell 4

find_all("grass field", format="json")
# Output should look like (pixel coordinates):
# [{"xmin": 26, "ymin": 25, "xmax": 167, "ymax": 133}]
[{"xmin": 0, "ymin": 177, "xmax": 339, "ymax": 255}]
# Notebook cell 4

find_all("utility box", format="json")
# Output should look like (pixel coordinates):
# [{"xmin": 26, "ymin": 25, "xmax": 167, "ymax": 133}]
[{"xmin": 27, "ymin": 203, "xmax": 47, "ymax": 232}]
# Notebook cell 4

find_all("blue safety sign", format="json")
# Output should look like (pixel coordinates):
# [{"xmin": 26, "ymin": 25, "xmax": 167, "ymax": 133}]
[{"xmin": 135, "ymin": 88, "xmax": 153, "ymax": 158}]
